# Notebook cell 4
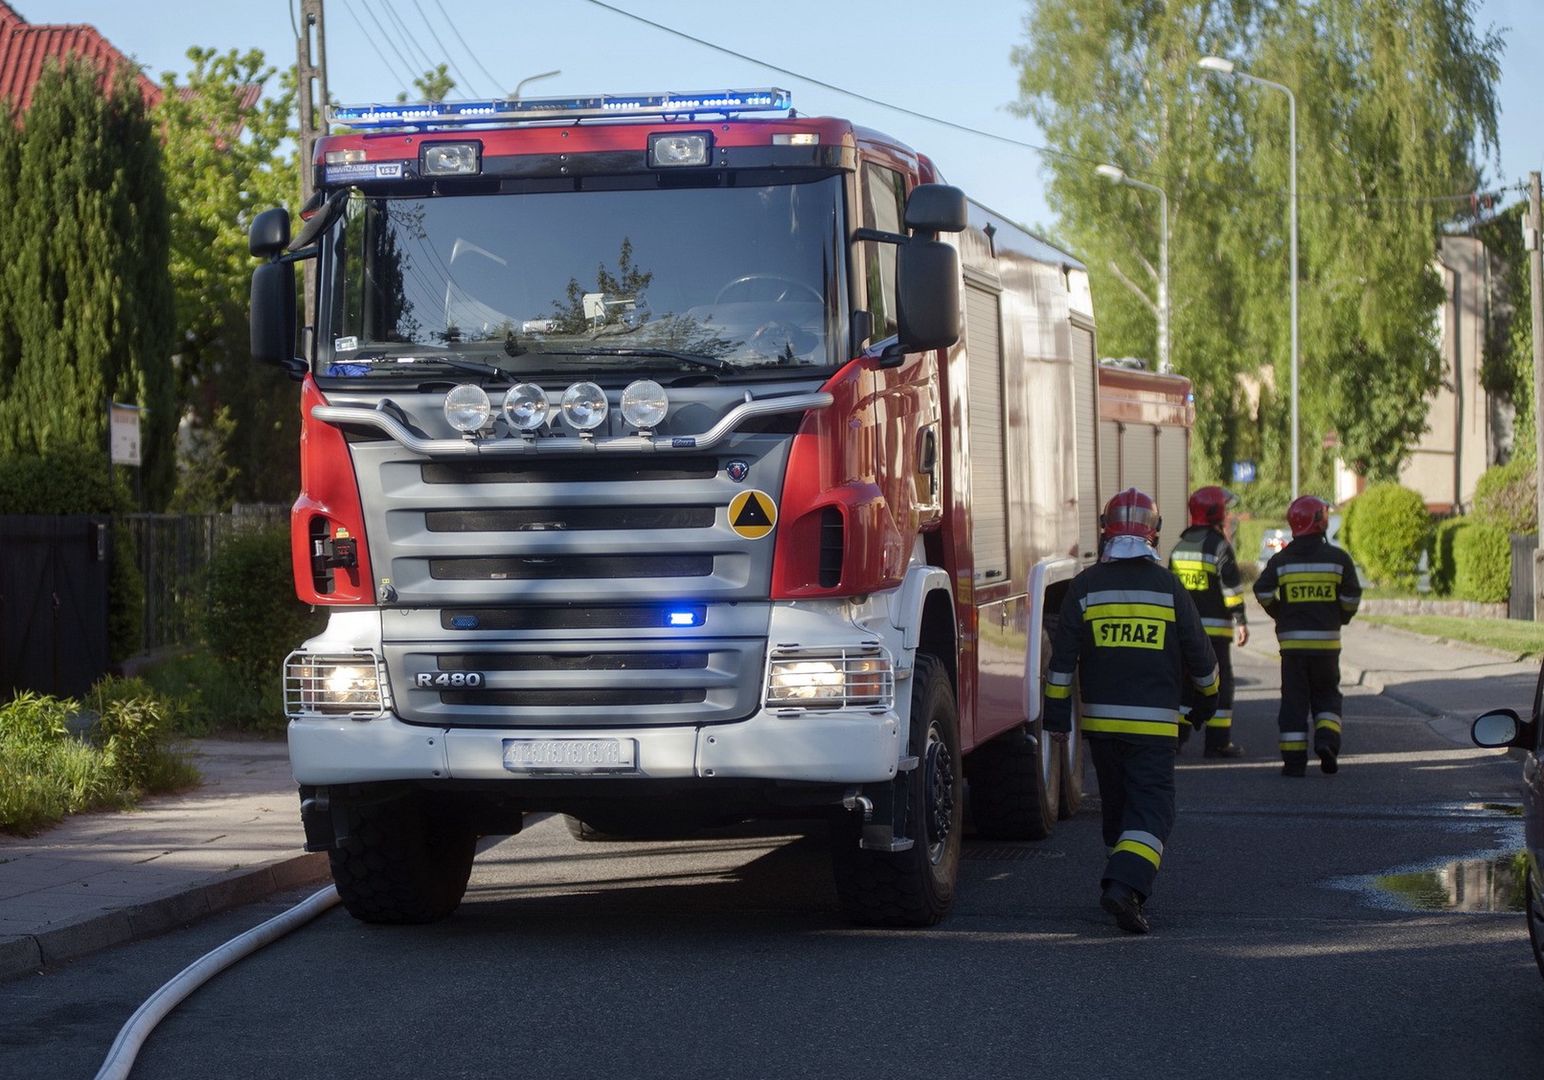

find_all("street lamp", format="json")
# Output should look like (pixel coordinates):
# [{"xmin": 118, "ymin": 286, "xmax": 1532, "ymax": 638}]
[
  {"xmin": 511, "ymin": 69, "xmax": 562, "ymax": 100},
  {"xmin": 1199, "ymin": 54, "xmax": 1300, "ymax": 499},
  {"xmin": 1097, "ymin": 164, "xmax": 1170, "ymax": 374}
]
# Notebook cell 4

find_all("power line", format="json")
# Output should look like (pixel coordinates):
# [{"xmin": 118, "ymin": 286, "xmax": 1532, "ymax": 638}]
[
  {"xmin": 431, "ymin": 0, "xmax": 505, "ymax": 94},
  {"xmin": 410, "ymin": 0, "xmax": 484, "ymax": 97},
  {"xmin": 339, "ymin": 0, "xmax": 410, "ymax": 95},
  {"xmin": 375, "ymin": 0, "xmax": 437, "ymax": 75},
  {"xmin": 577, "ymin": 0, "xmax": 1515, "ymax": 209}
]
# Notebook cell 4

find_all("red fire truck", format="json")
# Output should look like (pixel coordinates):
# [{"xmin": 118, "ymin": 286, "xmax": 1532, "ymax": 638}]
[{"xmin": 249, "ymin": 88, "xmax": 1115, "ymax": 928}]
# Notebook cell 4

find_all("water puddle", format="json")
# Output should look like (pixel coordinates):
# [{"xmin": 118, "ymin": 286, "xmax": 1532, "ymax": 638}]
[{"xmin": 1332, "ymin": 847, "xmax": 1529, "ymax": 913}]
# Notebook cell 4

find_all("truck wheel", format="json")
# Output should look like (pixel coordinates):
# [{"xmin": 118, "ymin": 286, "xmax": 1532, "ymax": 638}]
[
  {"xmin": 831, "ymin": 653, "xmax": 961, "ymax": 927},
  {"xmin": 967, "ymin": 629, "xmax": 1062, "ymax": 840},
  {"xmin": 329, "ymin": 795, "xmax": 476, "ymax": 924}
]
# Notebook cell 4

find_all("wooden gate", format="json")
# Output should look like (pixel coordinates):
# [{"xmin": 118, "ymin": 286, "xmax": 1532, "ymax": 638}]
[{"xmin": 0, "ymin": 515, "xmax": 111, "ymax": 697}]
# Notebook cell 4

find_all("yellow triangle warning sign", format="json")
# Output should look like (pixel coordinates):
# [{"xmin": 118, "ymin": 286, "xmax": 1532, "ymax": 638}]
[{"xmin": 728, "ymin": 489, "xmax": 777, "ymax": 540}]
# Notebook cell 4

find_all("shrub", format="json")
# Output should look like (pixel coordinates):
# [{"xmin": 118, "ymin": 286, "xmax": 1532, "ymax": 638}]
[
  {"xmin": 1452, "ymin": 521, "xmax": 1511, "ymax": 603},
  {"xmin": 1428, "ymin": 517, "xmax": 1471, "ymax": 597},
  {"xmin": 1472, "ymin": 455, "xmax": 1536, "ymax": 535},
  {"xmin": 1342, "ymin": 483, "xmax": 1431, "ymax": 588},
  {"xmin": 0, "ymin": 680, "xmax": 197, "ymax": 833},
  {"xmin": 1235, "ymin": 479, "xmax": 1292, "ymax": 519},
  {"xmin": 108, "ymin": 533, "xmax": 146, "ymax": 663},
  {"xmin": 205, "ymin": 527, "xmax": 323, "ymax": 728}
]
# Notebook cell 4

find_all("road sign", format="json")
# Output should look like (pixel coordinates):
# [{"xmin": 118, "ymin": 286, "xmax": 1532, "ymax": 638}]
[
  {"xmin": 1231, "ymin": 460, "xmax": 1256, "ymax": 484},
  {"xmin": 110, "ymin": 403, "xmax": 141, "ymax": 467}
]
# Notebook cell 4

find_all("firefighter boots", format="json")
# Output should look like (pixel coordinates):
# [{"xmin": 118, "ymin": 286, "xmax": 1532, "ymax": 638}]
[{"xmin": 1100, "ymin": 881, "xmax": 1151, "ymax": 934}]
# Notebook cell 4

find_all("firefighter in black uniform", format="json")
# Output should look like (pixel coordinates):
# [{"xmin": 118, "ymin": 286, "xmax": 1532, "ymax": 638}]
[
  {"xmin": 1045, "ymin": 487, "xmax": 1220, "ymax": 934},
  {"xmin": 1170, "ymin": 486, "xmax": 1249, "ymax": 758},
  {"xmin": 1254, "ymin": 495, "xmax": 1362, "ymax": 776}
]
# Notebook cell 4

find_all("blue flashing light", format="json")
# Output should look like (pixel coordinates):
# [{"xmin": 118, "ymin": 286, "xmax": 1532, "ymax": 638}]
[
  {"xmin": 668, "ymin": 610, "xmax": 699, "ymax": 627},
  {"xmin": 330, "ymin": 88, "xmax": 792, "ymax": 131}
]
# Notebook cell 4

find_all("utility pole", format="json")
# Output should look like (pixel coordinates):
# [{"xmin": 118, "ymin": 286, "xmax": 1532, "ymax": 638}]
[
  {"xmin": 1526, "ymin": 172, "xmax": 1544, "ymax": 618},
  {"xmin": 296, "ymin": 0, "xmax": 330, "ymax": 335}
]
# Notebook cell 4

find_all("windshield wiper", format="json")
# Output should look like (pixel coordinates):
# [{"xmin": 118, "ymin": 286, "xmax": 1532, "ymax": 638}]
[
  {"xmin": 346, "ymin": 351, "xmax": 509, "ymax": 379},
  {"xmin": 534, "ymin": 347, "xmax": 733, "ymax": 373}
]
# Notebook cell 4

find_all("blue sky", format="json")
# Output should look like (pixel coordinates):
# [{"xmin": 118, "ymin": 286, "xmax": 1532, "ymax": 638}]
[{"xmin": 29, "ymin": 0, "xmax": 1544, "ymax": 233}]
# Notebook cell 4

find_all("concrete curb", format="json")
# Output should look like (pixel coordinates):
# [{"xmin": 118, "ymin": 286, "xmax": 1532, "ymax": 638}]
[{"xmin": 0, "ymin": 851, "xmax": 329, "ymax": 982}]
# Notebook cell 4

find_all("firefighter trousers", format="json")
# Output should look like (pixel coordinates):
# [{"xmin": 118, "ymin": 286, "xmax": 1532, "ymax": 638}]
[
  {"xmin": 1278, "ymin": 651, "xmax": 1343, "ymax": 765},
  {"xmin": 1089, "ymin": 736, "xmax": 1175, "ymax": 899}
]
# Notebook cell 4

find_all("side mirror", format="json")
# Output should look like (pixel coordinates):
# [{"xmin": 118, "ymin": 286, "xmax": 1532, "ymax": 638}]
[
  {"xmin": 251, "ymin": 260, "xmax": 298, "ymax": 370},
  {"xmin": 1471, "ymin": 709, "xmax": 1523, "ymax": 749},
  {"xmin": 904, "ymin": 184, "xmax": 967, "ymax": 234},
  {"xmin": 894, "ymin": 238, "xmax": 960, "ymax": 354},
  {"xmin": 249, "ymin": 207, "xmax": 291, "ymax": 258}
]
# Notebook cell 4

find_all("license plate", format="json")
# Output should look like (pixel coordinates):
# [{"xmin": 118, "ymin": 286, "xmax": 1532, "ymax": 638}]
[{"xmin": 501, "ymin": 738, "xmax": 637, "ymax": 774}]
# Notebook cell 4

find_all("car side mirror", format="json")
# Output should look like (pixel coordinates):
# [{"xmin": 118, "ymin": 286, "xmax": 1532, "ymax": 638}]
[
  {"xmin": 1471, "ymin": 709, "xmax": 1524, "ymax": 749},
  {"xmin": 249, "ymin": 207, "xmax": 291, "ymax": 259},
  {"xmin": 251, "ymin": 260, "xmax": 298, "ymax": 373},
  {"xmin": 894, "ymin": 238, "xmax": 960, "ymax": 356},
  {"xmin": 904, "ymin": 184, "xmax": 967, "ymax": 234}
]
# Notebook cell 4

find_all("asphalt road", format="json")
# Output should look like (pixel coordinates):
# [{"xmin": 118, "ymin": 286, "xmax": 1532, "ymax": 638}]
[{"xmin": 4, "ymin": 649, "xmax": 1542, "ymax": 1080}]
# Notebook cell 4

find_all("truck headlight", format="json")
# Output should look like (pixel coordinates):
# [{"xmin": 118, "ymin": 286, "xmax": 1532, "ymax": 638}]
[
  {"xmin": 285, "ymin": 652, "xmax": 386, "ymax": 718},
  {"xmin": 766, "ymin": 647, "xmax": 894, "ymax": 709}
]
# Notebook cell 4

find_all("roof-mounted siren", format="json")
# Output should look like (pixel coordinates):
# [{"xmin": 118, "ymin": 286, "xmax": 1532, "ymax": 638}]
[{"xmin": 328, "ymin": 88, "xmax": 794, "ymax": 131}]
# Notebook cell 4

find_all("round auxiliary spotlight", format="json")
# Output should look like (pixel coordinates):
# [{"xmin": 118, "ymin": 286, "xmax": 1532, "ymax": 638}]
[
  {"xmin": 444, "ymin": 383, "xmax": 491, "ymax": 433},
  {"xmin": 560, "ymin": 381, "xmax": 609, "ymax": 431},
  {"xmin": 502, "ymin": 383, "xmax": 550, "ymax": 431},
  {"xmin": 620, "ymin": 379, "xmax": 668, "ymax": 430}
]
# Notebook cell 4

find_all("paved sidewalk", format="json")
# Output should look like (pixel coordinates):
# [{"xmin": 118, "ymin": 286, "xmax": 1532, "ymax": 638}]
[{"xmin": 0, "ymin": 739, "xmax": 321, "ymax": 981}]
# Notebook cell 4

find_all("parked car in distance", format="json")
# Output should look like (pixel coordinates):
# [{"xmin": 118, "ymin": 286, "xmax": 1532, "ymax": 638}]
[
  {"xmin": 1470, "ymin": 690, "xmax": 1544, "ymax": 983},
  {"xmin": 1258, "ymin": 527, "xmax": 1290, "ymax": 564}
]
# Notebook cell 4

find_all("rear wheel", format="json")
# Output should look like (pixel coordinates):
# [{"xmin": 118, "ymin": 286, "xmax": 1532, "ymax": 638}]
[
  {"xmin": 831, "ymin": 653, "xmax": 962, "ymax": 927},
  {"xmin": 329, "ymin": 795, "xmax": 476, "ymax": 924},
  {"xmin": 967, "ymin": 630, "xmax": 1062, "ymax": 840}
]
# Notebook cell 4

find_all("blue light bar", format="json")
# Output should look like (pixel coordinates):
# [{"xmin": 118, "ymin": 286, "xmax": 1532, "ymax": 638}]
[
  {"xmin": 668, "ymin": 610, "xmax": 699, "ymax": 627},
  {"xmin": 330, "ymin": 88, "xmax": 792, "ymax": 130}
]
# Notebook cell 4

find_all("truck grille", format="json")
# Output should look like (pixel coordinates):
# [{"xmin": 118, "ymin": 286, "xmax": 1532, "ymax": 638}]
[
  {"xmin": 428, "ymin": 555, "xmax": 714, "ymax": 580},
  {"xmin": 421, "ymin": 458, "xmax": 717, "ymax": 484},
  {"xmin": 426, "ymin": 507, "xmax": 715, "ymax": 532},
  {"xmin": 441, "ymin": 688, "xmax": 707, "ymax": 707}
]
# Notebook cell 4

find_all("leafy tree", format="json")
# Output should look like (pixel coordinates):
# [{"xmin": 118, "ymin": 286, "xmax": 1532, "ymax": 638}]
[
  {"xmin": 1476, "ymin": 201, "xmax": 1534, "ymax": 451},
  {"xmin": 0, "ymin": 59, "xmax": 176, "ymax": 506},
  {"xmin": 156, "ymin": 48, "xmax": 300, "ymax": 509},
  {"xmin": 1011, "ymin": 0, "xmax": 1502, "ymax": 486},
  {"xmin": 549, "ymin": 239, "xmax": 654, "ymax": 333},
  {"xmin": 400, "ymin": 65, "xmax": 455, "ymax": 104}
]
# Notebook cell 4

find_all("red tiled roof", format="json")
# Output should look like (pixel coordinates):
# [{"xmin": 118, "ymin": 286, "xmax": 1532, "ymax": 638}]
[{"xmin": 0, "ymin": 3, "xmax": 160, "ymax": 114}]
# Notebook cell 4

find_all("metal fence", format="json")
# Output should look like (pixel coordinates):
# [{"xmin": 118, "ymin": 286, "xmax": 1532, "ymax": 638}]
[
  {"xmin": 1509, "ymin": 533, "xmax": 1537, "ymax": 621},
  {"xmin": 119, "ymin": 505, "xmax": 289, "ymax": 652}
]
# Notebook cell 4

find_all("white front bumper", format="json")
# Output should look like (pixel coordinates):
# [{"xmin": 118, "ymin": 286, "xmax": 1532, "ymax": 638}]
[{"xmin": 288, "ymin": 706, "xmax": 899, "ymax": 786}]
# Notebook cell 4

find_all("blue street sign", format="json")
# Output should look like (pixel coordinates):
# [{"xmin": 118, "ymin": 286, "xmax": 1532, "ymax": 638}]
[{"xmin": 1231, "ymin": 460, "xmax": 1257, "ymax": 484}]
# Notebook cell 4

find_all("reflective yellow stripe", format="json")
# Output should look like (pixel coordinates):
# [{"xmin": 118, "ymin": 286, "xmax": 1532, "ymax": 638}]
[
  {"xmin": 1206, "ymin": 716, "xmax": 1231, "ymax": 728},
  {"xmin": 1083, "ymin": 603, "xmax": 1176, "ymax": 622},
  {"xmin": 1315, "ymin": 717, "xmax": 1342, "ymax": 732},
  {"xmin": 1113, "ymin": 839, "xmax": 1161, "ymax": 868},
  {"xmin": 1045, "ymin": 683, "xmax": 1071, "ymax": 700},
  {"xmin": 1170, "ymin": 560, "xmax": 1214, "ymax": 574},
  {"xmin": 1205, "ymin": 626, "xmax": 1235, "ymax": 638},
  {"xmin": 1279, "ymin": 639, "xmax": 1341, "ymax": 650},
  {"xmin": 1277, "ymin": 572, "xmax": 1342, "ymax": 584},
  {"xmin": 1223, "ymin": 594, "xmax": 1245, "ymax": 608},
  {"xmin": 1083, "ymin": 717, "xmax": 1179, "ymax": 738},
  {"xmin": 1280, "ymin": 740, "xmax": 1308, "ymax": 750}
]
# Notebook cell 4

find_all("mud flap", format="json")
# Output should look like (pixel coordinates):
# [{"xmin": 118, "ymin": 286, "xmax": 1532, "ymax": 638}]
[{"xmin": 856, "ymin": 754, "xmax": 919, "ymax": 852}]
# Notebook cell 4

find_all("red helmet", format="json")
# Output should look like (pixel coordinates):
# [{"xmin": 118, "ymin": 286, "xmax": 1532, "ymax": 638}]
[
  {"xmin": 1188, "ymin": 486, "xmax": 1236, "ymax": 528},
  {"xmin": 1100, "ymin": 487, "xmax": 1161, "ymax": 545},
  {"xmin": 1287, "ymin": 495, "xmax": 1331, "ymax": 538}
]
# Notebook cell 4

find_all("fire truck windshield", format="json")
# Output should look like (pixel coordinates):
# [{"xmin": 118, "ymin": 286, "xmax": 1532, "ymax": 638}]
[{"xmin": 323, "ymin": 175, "xmax": 846, "ymax": 377}]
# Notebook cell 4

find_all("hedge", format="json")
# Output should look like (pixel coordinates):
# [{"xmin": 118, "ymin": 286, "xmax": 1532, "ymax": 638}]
[
  {"xmin": 1452, "ymin": 521, "xmax": 1511, "ymax": 603},
  {"xmin": 1472, "ymin": 456, "xmax": 1535, "ymax": 535},
  {"xmin": 1342, "ymin": 483, "xmax": 1431, "ymax": 588},
  {"xmin": 204, "ymin": 527, "xmax": 324, "ymax": 728},
  {"xmin": 1428, "ymin": 517, "xmax": 1471, "ymax": 597}
]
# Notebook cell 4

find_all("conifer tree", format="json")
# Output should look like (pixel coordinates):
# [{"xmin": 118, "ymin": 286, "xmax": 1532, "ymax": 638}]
[{"xmin": 0, "ymin": 59, "xmax": 175, "ymax": 506}]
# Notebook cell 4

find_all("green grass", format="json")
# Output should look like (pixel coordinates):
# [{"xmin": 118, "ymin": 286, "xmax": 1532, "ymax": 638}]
[{"xmin": 1362, "ymin": 615, "xmax": 1544, "ymax": 657}]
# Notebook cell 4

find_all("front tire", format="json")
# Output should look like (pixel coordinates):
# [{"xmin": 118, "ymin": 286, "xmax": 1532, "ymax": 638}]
[
  {"xmin": 329, "ymin": 795, "xmax": 476, "ymax": 924},
  {"xmin": 831, "ymin": 653, "xmax": 962, "ymax": 927}
]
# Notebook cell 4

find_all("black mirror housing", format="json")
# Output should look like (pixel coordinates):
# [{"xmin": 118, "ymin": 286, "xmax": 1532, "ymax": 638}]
[
  {"xmin": 895, "ymin": 238, "xmax": 960, "ymax": 353},
  {"xmin": 1470, "ymin": 708, "xmax": 1528, "ymax": 749},
  {"xmin": 251, "ymin": 260, "xmax": 298, "ymax": 370},
  {"xmin": 905, "ymin": 184, "xmax": 967, "ymax": 234},
  {"xmin": 249, "ymin": 207, "xmax": 291, "ymax": 258}
]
